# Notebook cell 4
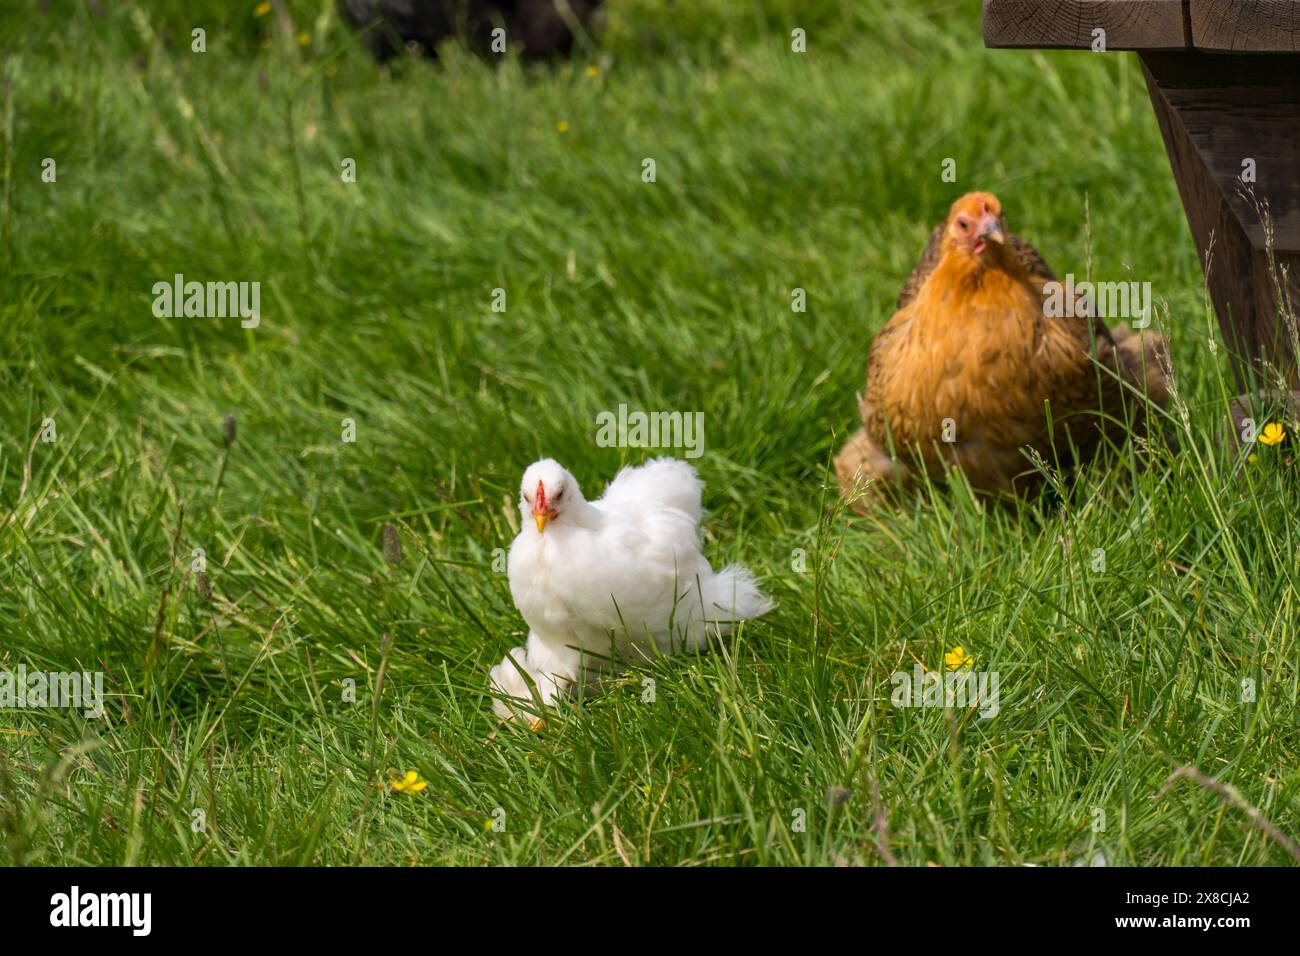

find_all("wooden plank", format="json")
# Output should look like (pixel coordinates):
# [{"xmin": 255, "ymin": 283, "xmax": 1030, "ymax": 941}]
[
  {"xmin": 1141, "ymin": 51, "xmax": 1300, "ymax": 252},
  {"xmin": 1142, "ymin": 52, "xmax": 1300, "ymax": 387},
  {"xmin": 983, "ymin": 0, "xmax": 1190, "ymax": 49},
  {"xmin": 1191, "ymin": 0, "xmax": 1300, "ymax": 51}
]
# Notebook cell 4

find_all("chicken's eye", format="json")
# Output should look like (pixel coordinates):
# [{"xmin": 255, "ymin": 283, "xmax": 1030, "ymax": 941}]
[
  {"xmin": 957, "ymin": 217, "xmax": 971, "ymax": 233},
  {"xmin": 553, "ymin": 489, "xmax": 564, "ymax": 502}
]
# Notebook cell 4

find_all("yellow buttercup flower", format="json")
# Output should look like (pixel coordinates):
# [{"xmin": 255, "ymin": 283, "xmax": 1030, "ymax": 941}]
[
  {"xmin": 585, "ymin": 65, "xmax": 600, "ymax": 78},
  {"xmin": 556, "ymin": 121, "xmax": 570, "ymax": 133},
  {"xmin": 1259, "ymin": 422, "xmax": 1286, "ymax": 447},
  {"xmin": 297, "ymin": 32, "xmax": 312, "ymax": 47},
  {"xmin": 944, "ymin": 645, "xmax": 973, "ymax": 672},
  {"xmin": 253, "ymin": 2, "xmax": 271, "ymax": 16},
  {"xmin": 390, "ymin": 770, "xmax": 427, "ymax": 794}
]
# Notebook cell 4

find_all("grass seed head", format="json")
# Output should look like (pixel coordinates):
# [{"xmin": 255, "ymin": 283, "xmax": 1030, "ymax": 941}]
[{"xmin": 382, "ymin": 523, "xmax": 403, "ymax": 564}]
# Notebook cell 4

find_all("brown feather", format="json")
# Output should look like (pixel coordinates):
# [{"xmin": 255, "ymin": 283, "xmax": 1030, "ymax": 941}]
[
  {"xmin": 838, "ymin": 192, "xmax": 1170, "ymax": 510},
  {"xmin": 895, "ymin": 224, "xmax": 1058, "ymax": 310}
]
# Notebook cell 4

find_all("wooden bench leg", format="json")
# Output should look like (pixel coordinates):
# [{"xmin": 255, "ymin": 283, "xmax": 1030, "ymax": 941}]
[{"xmin": 1140, "ymin": 52, "xmax": 1300, "ymax": 389}]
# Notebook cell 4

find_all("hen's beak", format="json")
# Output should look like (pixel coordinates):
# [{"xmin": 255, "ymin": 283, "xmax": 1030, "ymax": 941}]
[
  {"xmin": 977, "ymin": 214, "xmax": 1005, "ymax": 245},
  {"xmin": 532, "ymin": 506, "xmax": 557, "ymax": 533}
]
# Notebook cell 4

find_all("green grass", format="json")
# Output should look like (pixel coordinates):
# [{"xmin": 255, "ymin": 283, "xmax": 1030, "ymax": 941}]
[{"xmin": 1, "ymin": 0, "xmax": 1296, "ymax": 867}]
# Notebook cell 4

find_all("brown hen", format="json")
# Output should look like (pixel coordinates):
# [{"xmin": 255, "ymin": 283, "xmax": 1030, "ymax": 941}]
[{"xmin": 835, "ymin": 192, "xmax": 1169, "ymax": 511}]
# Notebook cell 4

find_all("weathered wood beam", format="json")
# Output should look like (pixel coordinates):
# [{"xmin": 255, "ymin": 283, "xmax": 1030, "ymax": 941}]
[
  {"xmin": 1139, "ymin": 52, "xmax": 1300, "ymax": 253},
  {"xmin": 1141, "ymin": 52, "xmax": 1300, "ymax": 386},
  {"xmin": 1190, "ymin": 0, "xmax": 1300, "ymax": 52},
  {"xmin": 983, "ymin": 0, "xmax": 1190, "ymax": 50}
]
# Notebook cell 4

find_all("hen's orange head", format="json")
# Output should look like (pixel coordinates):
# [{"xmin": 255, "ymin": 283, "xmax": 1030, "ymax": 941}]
[{"xmin": 944, "ymin": 192, "xmax": 1006, "ymax": 262}]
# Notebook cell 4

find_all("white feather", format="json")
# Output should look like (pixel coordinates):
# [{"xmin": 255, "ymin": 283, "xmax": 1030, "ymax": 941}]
[{"xmin": 488, "ymin": 457, "xmax": 774, "ymax": 721}]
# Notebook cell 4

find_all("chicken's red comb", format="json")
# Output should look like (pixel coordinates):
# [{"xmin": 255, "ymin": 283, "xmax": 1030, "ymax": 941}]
[{"xmin": 534, "ymin": 479, "xmax": 548, "ymax": 511}]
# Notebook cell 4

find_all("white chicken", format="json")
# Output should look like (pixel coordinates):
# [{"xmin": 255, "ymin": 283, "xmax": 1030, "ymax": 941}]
[{"xmin": 489, "ymin": 457, "xmax": 775, "ymax": 722}]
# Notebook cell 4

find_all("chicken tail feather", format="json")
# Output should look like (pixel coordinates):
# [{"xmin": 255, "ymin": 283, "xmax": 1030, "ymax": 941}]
[
  {"xmin": 702, "ymin": 564, "xmax": 776, "ymax": 625},
  {"xmin": 1112, "ymin": 323, "xmax": 1170, "ymax": 408}
]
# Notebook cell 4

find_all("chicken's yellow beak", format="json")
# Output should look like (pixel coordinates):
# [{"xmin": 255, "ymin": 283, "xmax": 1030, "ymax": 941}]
[{"xmin": 534, "ymin": 511, "xmax": 549, "ymax": 533}]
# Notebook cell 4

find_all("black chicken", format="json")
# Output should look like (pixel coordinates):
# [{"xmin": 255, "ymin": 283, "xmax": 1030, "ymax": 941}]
[{"xmin": 339, "ymin": 0, "xmax": 601, "ymax": 62}]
